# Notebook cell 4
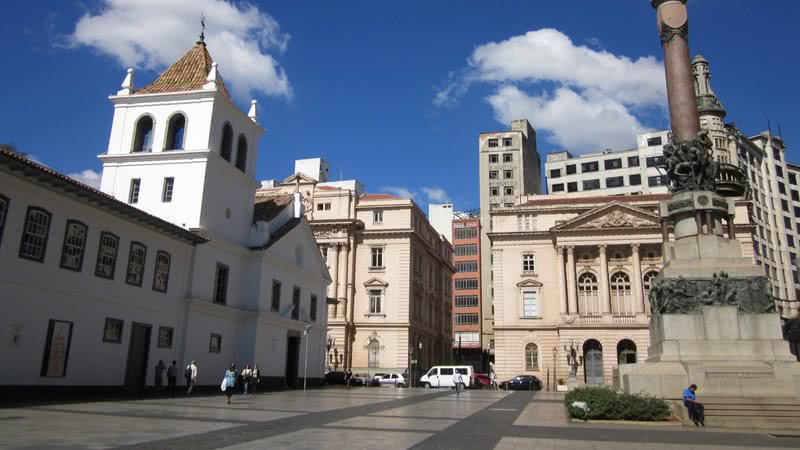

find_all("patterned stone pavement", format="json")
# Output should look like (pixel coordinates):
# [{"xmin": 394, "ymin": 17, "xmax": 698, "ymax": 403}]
[{"xmin": 0, "ymin": 388, "xmax": 799, "ymax": 449}]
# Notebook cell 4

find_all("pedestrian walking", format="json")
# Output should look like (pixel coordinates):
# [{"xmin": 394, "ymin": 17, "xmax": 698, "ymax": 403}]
[
  {"xmin": 453, "ymin": 370, "xmax": 464, "ymax": 397},
  {"xmin": 154, "ymin": 360, "xmax": 166, "ymax": 394},
  {"xmin": 186, "ymin": 360, "xmax": 198, "ymax": 396},
  {"xmin": 251, "ymin": 364, "xmax": 260, "ymax": 394},
  {"xmin": 241, "ymin": 364, "xmax": 252, "ymax": 395},
  {"xmin": 167, "ymin": 360, "xmax": 177, "ymax": 397},
  {"xmin": 683, "ymin": 384, "xmax": 705, "ymax": 427},
  {"xmin": 345, "ymin": 369, "xmax": 352, "ymax": 389},
  {"xmin": 490, "ymin": 371, "xmax": 497, "ymax": 391},
  {"xmin": 223, "ymin": 364, "xmax": 236, "ymax": 404}
]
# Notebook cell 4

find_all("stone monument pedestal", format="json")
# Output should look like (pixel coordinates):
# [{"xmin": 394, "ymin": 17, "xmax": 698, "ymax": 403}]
[{"xmin": 620, "ymin": 306, "xmax": 800, "ymax": 399}]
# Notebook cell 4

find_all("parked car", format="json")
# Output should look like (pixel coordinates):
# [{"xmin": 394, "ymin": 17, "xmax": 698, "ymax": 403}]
[
  {"xmin": 472, "ymin": 373, "xmax": 492, "ymax": 389},
  {"xmin": 324, "ymin": 371, "xmax": 347, "ymax": 385},
  {"xmin": 349, "ymin": 374, "xmax": 368, "ymax": 386},
  {"xmin": 375, "ymin": 373, "xmax": 407, "ymax": 387},
  {"xmin": 419, "ymin": 366, "xmax": 474, "ymax": 388},
  {"xmin": 369, "ymin": 373, "xmax": 387, "ymax": 387},
  {"xmin": 499, "ymin": 375, "xmax": 542, "ymax": 391}
]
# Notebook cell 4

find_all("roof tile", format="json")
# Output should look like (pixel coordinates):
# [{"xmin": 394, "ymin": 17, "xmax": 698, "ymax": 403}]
[{"xmin": 135, "ymin": 42, "xmax": 230, "ymax": 98}]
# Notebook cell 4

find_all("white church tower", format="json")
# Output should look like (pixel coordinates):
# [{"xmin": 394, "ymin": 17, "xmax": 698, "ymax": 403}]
[{"xmin": 99, "ymin": 34, "xmax": 265, "ymax": 245}]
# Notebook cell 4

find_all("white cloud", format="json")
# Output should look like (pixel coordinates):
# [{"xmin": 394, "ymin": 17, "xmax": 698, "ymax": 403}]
[
  {"xmin": 436, "ymin": 28, "xmax": 667, "ymax": 152},
  {"xmin": 381, "ymin": 186, "xmax": 416, "ymax": 199},
  {"xmin": 67, "ymin": 169, "xmax": 102, "ymax": 189},
  {"xmin": 421, "ymin": 187, "xmax": 450, "ymax": 203},
  {"xmin": 70, "ymin": 0, "xmax": 291, "ymax": 99}
]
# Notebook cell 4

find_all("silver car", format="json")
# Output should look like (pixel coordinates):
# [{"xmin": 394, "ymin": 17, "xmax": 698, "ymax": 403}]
[{"xmin": 377, "ymin": 373, "xmax": 407, "ymax": 387}]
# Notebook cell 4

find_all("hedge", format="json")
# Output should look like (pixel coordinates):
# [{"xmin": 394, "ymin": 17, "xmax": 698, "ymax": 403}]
[{"xmin": 565, "ymin": 386, "xmax": 671, "ymax": 421}]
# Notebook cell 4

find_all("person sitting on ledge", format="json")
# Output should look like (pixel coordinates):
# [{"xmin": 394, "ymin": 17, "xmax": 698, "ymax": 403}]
[{"xmin": 683, "ymin": 384, "xmax": 705, "ymax": 427}]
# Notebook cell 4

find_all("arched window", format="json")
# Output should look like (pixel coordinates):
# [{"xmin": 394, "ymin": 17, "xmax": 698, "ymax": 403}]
[
  {"xmin": 165, "ymin": 114, "xmax": 186, "ymax": 150},
  {"xmin": 220, "ymin": 123, "xmax": 233, "ymax": 161},
  {"xmin": 610, "ymin": 271, "xmax": 633, "ymax": 315},
  {"xmin": 577, "ymin": 272, "xmax": 599, "ymax": 315},
  {"xmin": 525, "ymin": 343, "xmax": 539, "ymax": 371},
  {"xmin": 367, "ymin": 338, "xmax": 380, "ymax": 368},
  {"xmin": 235, "ymin": 135, "xmax": 248, "ymax": 172},
  {"xmin": 132, "ymin": 116, "xmax": 154, "ymax": 152},
  {"xmin": 643, "ymin": 271, "xmax": 658, "ymax": 313},
  {"xmin": 617, "ymin": 339, "xmax": 637, "ymax": 365}
]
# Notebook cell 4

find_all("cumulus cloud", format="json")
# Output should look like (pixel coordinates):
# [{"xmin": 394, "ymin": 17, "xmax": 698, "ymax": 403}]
[
  {"xmin": 381, "ymin": 186, "xmax": 416, "ymax": 199},
  {"xmin": 421, "ymin": 187, "xmax": 450, "ymax": 203},
  {"xmin": 67, "ymin": 169, "xmax": 102, "ymax": 189},
  {"xmin": 435, "ymin": 28, "xmax": 667, "ymax": 152},
  {"xmin": 70, "ymin": 0, "xmax": 291, "ymax": 99}
]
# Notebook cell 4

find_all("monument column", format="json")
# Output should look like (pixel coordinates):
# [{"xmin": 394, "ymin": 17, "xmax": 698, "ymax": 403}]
[
  {"xmin": 599, "ymin": 244, "xmax": 611, "ymax": 314},
  {"xmin": 652, "ymin": 0, "xmax": 699, "ymax": 142},
  {"xmin": 631, "ymin": 243, "xmax": 644, "ymax": 312},
  {"xmin": 566, "ymin": 246, "xmax": 578, "ymax": 314},
  {"xmin": 557, "ymin": 246, "xmax": 567, "ymax": 314}
]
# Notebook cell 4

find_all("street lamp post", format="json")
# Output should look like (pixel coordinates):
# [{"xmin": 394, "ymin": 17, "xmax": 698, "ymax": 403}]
[
  {"xmin": 552, "ymin": 346, "xmax": 558, "ymax": 391},
  {"xmin": 418, "ymin": 340, "xmax": 423, "ymax": 387},
  {"xmin": 303, "ymin": 324, "xmax": 312, "ymax": 395}
]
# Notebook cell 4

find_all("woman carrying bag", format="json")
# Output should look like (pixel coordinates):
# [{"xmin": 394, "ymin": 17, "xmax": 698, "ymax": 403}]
[{"xmin": 221, "ymin": 364, "xmax": 236, "ymax": 404}]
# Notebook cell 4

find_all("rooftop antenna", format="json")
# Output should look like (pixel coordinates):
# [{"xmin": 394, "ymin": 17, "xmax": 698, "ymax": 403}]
[
  {"xmin": 198, "ymin": 12, "xmax": 206, "ymax": 44},
  {"xmin": 778, "ymin": 121, "xmax": 783, "ymax": 139},
  {"xmin": 767, "ymin": 114, "xmax": 773, "ymax": 136}
]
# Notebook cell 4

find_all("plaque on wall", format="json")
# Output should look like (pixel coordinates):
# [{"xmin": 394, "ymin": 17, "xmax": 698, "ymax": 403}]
[{"xmin": 40, "ymin": 319, "xmax": 74, "ymax": 377}]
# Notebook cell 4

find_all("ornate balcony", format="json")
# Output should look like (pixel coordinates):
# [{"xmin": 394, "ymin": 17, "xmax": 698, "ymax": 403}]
[{"xmin": 716, "ymin": 163, "xmax": 748, "ymax": 198}]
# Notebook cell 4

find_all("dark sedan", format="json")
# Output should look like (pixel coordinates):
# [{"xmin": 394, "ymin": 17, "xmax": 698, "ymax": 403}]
[{"xmin": 499, "ymin": 375, "xmax": 542, "ymax": 391}]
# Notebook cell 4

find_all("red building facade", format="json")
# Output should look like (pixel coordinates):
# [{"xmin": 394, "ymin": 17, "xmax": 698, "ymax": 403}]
[{"xmin": 452, "ymin": 216, "xmax": 483, "ymax": 368}]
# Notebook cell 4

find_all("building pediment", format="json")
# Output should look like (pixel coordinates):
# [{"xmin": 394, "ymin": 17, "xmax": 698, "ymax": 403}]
[
  {"xmin": 516, "ymin": 279, "xmax": 543, "ymax": 288},
  {"xmin": 280, "ymin": 172, "xmax": 318, "ymax": 186},
  {"xmin": 552, "ymin": 202, "xmax": 660, "ymax": 232},
  {"xmin": 363, "ymin": 277, "xmax": 388, "ymax": 288}
]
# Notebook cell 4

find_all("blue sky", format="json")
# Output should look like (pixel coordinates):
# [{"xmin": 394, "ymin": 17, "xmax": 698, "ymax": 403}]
[{"xmin": 1, "ymin": 0, "xmax": 798, "ymax": 212}]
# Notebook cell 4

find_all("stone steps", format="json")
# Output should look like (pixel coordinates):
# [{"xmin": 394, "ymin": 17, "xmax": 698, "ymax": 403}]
[{"xmin": 697, "ymin": 397, "xmax": 800, "ymax": 430}]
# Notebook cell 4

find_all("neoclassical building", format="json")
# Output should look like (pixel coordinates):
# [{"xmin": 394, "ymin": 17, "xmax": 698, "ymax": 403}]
[
  {"xmin": 258, "ymin": 158, "xmax": 454, "ymax": 376},
  {"xmin": 489, "ymin": 194, "xmax": 755, "ymax": 385}
]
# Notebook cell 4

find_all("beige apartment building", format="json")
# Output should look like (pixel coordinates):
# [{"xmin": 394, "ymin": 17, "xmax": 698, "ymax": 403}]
[
  {"xmin": 258, "ymin": 159, "xmax": 454, "ymax": 377},
  {"xmin": 488, "ymin": 194, "xmax": 756, "ymax": 385}
]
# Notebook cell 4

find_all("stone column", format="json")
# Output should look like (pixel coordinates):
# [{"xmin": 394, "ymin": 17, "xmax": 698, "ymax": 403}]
[
  {"xmin": 631, "ymin": 244, "xmax": 644, "ymax": 313},
  {"xmin": 341, "ymin": 242, "xmax": 351, "ymax": 368},
  {"xmin": 329, "ymin": 243, "xmax": 340, "ymax": 315},
  {"xmin": 557, "ymin": 246, "xmax": 567, "ymax": 314},
  {"xmin": 599, "ymin": 245, "xmax": 610, "ymax": 314},
  {"xmin": 566, "ymin": 247, "xmax": 577, "ymax": 314},
  {"xmin": 652, "ymin": 0, "xmax": 699, "ymax": 142}
]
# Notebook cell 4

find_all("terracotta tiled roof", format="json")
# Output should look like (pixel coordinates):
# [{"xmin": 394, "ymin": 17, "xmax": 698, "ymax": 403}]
[
  {"xmin": 361, "ymin": 193, "xmax": 401, "ymax": 200},
  {"xmin": 135, "ymin": 42, "xmax": 230, "ymax": 98},
  {"xmin": 0, "ymin": 148, "xmax": 207, "ymax": 244},
  {"xmin": 523, "ymin": 193, "xmax": 670, "ymax": 206},
  {"xmin": 253, "ymin": 193, "xmax": 293, "ymax": 223}
]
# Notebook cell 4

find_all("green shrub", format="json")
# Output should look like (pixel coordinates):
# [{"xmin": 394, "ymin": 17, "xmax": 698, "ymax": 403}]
[{"xmin": 565, "ymin": 386, "xmax": 671, "ymax": 421}]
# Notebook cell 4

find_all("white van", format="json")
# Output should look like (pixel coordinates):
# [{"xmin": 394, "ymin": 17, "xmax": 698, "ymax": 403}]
[{"xmin": 419, "ymin": 366, "xmax": 474, "ymax": 388}]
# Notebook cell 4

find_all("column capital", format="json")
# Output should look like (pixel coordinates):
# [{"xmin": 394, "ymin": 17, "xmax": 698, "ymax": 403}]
[
  {"xmin": 598, "ymin": 244, "xmax": 607, "ymax": 253},
  {"xmin": 556, "ymin": 246, "xmax": 564, "ymax": 255},
  {"xmin": 631, "ymin": 243, "xmax": 640, "ymax": 250},
  {"xmin": 566, "ymin": 246, "xmax": 575, "ymax": 255}
]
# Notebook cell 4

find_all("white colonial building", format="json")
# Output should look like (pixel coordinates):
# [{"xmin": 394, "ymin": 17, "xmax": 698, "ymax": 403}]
[{"xmin": 0, "ymin": 38, "xmax": 330, "ymax": 393}]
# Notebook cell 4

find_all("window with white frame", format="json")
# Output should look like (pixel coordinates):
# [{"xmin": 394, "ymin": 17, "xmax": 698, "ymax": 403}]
[
  {"xmin": 454, "ymin": 332, "xmax": 479, "ymax": 346},
  {"xmin": 128, "ymin": 179, "xmax": 141, "ymax": 204},
  {"xmin": 525, "ymin": 343, "xmax": 539, "ymax": 370},
  {"xmin": 59, "ymin": 220, "xmax": 88, "ymax": 271},
  {"xmin": 125, "ymin": 242, "xmax": 147, "ymax": 286},
  {"xmin": 370, "ymin": 247, "xmax": 384, "ymax": 268},
  {"xmin": 521, "ymin": 289, "xmax": 538, "ymax": 318},
  {"xmin": 152, "ymin": 251, "xmax": 171, "ymax": 293},
  {"xmin": 95, "ymin": 232, "xmax": 119, "ymax": 279},
  {"xmin": 317, "ymin": 202, "xmax": 331, "ymax": 211},
  {"xmin": 522, "ymin": 254, "xmax": 535, "ymax": 273},
  {"xmin": 368, "ymin": 289, "xmax": 383, "ymax": 314},
  {"xmin": 19, "ymin": 206, "xmax": 52, "ymax": 262},
  {"xmin": 373, "ymin": 210, "xmax": 383, "ymax": 224},
  {"xmin": 161, "ymin": 177, "xmax": 174, "ymax": 202}
]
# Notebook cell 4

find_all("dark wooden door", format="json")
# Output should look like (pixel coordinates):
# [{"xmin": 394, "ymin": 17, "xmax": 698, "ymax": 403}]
[
  {"xmin": 124, "ymin": 323, "xmax": 151, "ymax": 394},
  {"xmin": 285, "ymin": 336, "xmax": 300, "ymax": 387}
]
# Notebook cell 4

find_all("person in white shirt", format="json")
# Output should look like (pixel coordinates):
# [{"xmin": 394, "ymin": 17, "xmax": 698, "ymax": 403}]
[
  {"xmin": 453, "ymin": 371, "xmax": 464, "ymax": 397},
  {"xmin": 241, "ymin": 365, "xmax": 252, "ymax": 395},
  {"xmin": 186, "ymin": 360, "xmax": 198, "ymax": 396}
]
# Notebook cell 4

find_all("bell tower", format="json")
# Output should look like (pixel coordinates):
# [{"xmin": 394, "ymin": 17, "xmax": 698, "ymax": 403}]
[{"xmin": 98, "ymin": 38, "xmax": 265, "ymax": 245}]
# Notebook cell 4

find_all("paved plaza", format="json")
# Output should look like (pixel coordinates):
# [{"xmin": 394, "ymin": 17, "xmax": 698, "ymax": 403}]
[{"xmin": 1, "ymin": 388, "xmax": 799, "ymax": 449}]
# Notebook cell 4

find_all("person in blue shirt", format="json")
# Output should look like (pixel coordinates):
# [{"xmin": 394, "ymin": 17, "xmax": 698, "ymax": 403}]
[
  {"xmin": 683, "ymin": 384, "xmax": 704, "ymax": 427},
  {"xmin": 223, "ymin": 364, "xmax": 237, "ymax": 405}
]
